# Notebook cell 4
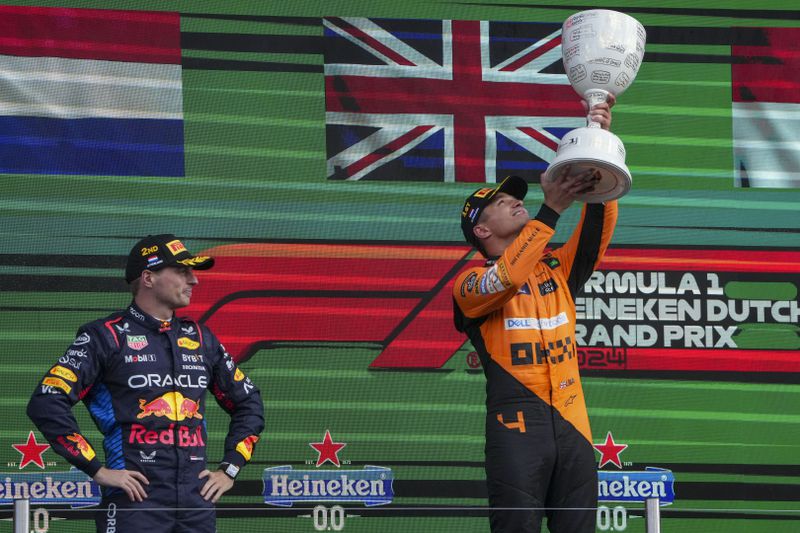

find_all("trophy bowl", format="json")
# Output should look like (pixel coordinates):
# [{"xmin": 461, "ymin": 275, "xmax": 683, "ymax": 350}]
[{"xmin": 544, "ymin": 9, "xmax": 646, "ymax": 203}]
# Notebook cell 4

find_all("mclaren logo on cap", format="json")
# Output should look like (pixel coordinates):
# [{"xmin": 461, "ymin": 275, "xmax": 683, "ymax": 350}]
[{"xmin": 167, "ymin": 240, "xmax": 187, "ymax": 256}]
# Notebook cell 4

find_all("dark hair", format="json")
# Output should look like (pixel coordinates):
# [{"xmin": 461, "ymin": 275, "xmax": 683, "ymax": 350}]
[{"xmin": 130, "ymin": 278, "xmax": 141, "ymax": 297}]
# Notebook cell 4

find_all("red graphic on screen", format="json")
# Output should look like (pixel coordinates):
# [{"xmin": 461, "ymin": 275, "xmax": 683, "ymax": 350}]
[
  {"xmin": 184, "ymin": 242, "xmax": 477, "ymax": 368},
  {"xmin": 184, "ymin": 243, "xmax": 800, "ymax": 376}
]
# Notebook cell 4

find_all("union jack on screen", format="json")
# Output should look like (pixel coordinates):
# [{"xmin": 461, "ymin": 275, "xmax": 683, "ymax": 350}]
[{"xmin": 323, "ymin": 17, "xmax": 585, "ymax": 183}]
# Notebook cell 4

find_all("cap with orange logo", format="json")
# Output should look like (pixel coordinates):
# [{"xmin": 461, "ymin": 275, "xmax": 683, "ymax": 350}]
[
  {"xmin": 125, "ymin": 234, "xmax": 214, "ymax": 283},
  {"xmin": 460, "ymin": 176, "xmax": 528, "ymax": 253}
]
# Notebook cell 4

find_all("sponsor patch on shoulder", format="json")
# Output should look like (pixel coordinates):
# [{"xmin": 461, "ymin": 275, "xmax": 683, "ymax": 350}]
[
  {"xmin": 538, "ymin": 278, "xmax": 558, "ymax": 296},
  {"xmin": 49, "ymin": 365, "xmax": 78, "ymax": 383},
  {"xmin": 542, "ymin": 255, "xmax": 561, "ymax": 269},
  {"xmin": 127, "ymin": 335, "xmax": 149, "ymax": 351},
  {"xmin": 478, "ymin": 264, "xmax": 509, "ymax": 295},
  {"xmin": 178, "ymin": 337, "xmax": 200, "ymax": 350},
  {"xmin": 42, "ymin": 377, "xmax": 71, "ymax": 394},
  {"xmin": 72, "ymin": 332, "xmax": 90, "ymax": 346},
  {"xmin": 460, "ymin": 272, "xmax": 479, "ymax": 297}
]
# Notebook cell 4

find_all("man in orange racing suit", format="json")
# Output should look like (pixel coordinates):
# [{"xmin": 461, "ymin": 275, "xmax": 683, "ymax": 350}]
[{"xmin": 453, "ymin": 102, "xmax": 617, "ymax": 533}]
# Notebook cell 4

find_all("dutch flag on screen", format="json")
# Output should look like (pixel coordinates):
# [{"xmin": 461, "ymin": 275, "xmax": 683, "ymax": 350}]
[{"xmin": 0, "ymin": 6, "xmax": 183, "ymax": 176}]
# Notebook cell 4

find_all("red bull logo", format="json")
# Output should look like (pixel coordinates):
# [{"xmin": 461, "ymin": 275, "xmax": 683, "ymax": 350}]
[
  {"xmin": 65, "ymin": 433, "xmax": 96, "ymax": 461},
  {"xmin": 179, "ymin": 397, "xmax": 203, "ymax": 420},
  {"xmin": 234, "ymin": 368, "xmax": 245, "ymax": 382},
  {"xmin": 137, "ymin": 392, "xmax": 203, "ymax": 422},
  {"xmin": 129, "ymin": 423, "xmax": 205, "ymax": 448},
  {"xmin": 235, "ymin": 435, "xmax": 259, "ymax": 461}
]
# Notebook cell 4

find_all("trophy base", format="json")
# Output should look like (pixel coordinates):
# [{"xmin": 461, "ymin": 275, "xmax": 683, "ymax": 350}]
[
  {"xmin": 544, "ymin": 158, "xmax": 631, "ymax": 203},
  {"xmin": 543, "ymin": 126, "xmax": 632, "ymax": 203}
]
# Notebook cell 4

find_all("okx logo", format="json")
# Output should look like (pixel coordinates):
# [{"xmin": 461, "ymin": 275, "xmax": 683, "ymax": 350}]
[{"xmin": 263, "ymin": 430, "xmax": 394, "ymax": 507}]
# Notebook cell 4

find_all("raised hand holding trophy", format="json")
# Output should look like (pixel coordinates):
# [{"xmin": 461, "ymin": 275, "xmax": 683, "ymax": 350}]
[{"xmin": 544, "ymin": 10, "xmax": 646, "ymax": 202}]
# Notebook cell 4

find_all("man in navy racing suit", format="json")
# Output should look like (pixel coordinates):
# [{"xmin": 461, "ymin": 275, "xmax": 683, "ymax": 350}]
[{"xmin": 28, "ymin": 234, "xmax": 265, "ymax": 532}]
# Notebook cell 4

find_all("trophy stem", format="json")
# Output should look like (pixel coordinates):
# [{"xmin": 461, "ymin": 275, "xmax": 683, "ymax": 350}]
[{"xmin": 584, "ymin": 89, "xmax": 609, "ymax": 128}]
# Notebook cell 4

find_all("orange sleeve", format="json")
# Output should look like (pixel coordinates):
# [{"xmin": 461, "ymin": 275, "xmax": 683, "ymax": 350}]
[{"xmin": 453, "ymin": 218, "xmax": 556, "ymax": 318}]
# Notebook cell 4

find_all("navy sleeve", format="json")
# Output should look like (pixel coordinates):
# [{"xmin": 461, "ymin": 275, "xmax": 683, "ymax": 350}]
[
  {"xmin": 27, "ymin": 326, "xmax": 107, "ymax": 477},
  {"xmin": 205, "ymin": 328, "xmax": 265, "ymax": 470}
]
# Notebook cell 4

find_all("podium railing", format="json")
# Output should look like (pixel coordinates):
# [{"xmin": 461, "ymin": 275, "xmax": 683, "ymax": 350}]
[
  {"xmin": 15, "ymin": 499, "xmax": 799, "ymax": 532},
  {"xmin": 13, "ymin": 498, "xmax": 29, "ymax": 533},
  {"xmin": 644, "ymin": 498, "xmax": 660, "ymax": 533},
  {"xmin": 12, "ymin": 499, "xmax": 667, "ymax": 532}
]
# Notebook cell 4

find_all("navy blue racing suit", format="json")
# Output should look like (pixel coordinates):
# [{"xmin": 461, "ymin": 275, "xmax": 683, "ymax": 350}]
[{"xmin": 27, "ymin": 302, "xmax": 265, "ymax": 532}]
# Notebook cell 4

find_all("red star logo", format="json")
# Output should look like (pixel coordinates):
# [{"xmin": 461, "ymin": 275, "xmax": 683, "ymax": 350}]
[
  {"xmin": 593, "ymin": 431, "xmax": 628, "ymax": 469},
  {"xmin": 309, "ymin": 430, "xmax": 346, "ymax": 467},
  {"xmin": 12, "ymin": 431, "xmax": 50, "ymax": 469}
]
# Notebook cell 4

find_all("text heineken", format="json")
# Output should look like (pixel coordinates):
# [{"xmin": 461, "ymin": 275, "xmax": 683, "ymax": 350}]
[
  {"xmin": 598, "ymin": 468, "xmax": 676, "ymax": 504},
  {"xmin": 263, "ymin": 466, "xmax": 393, "ymax": 507},
  {"xmin": 0, "ymin": 470, "xmax": 101, "ymax": 506}
]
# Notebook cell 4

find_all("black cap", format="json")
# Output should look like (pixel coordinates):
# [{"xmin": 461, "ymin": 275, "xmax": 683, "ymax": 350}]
[
  {"xmin": 460, "ymin": 176, "xmax": 528, "ymax": 252},
  {"xmin": 125, "ymin": 234, "xmax": 214, "ymax": 283}
]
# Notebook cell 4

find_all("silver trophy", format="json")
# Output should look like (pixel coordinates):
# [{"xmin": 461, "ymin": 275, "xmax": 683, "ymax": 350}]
[{"xmin": 544, "ymin": 10, "xmax": 646, "ymax": 202}]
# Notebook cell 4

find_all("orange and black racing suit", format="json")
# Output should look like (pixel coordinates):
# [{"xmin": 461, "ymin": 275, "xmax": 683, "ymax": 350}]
[{"xmin": 453, "ymin": 201, "xmax": 617, "ymax": 532}]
